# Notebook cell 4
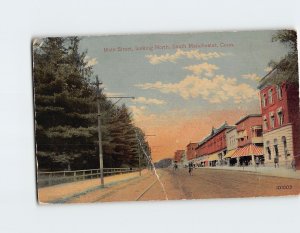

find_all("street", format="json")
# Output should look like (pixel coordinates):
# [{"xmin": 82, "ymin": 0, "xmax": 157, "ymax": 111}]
[{"xmin": 55, "ymin": 168, "xmax": 300, "ymax": 203}]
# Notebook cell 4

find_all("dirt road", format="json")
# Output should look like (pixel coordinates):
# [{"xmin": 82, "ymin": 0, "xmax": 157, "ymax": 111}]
[{"xmin": 65, "ymin": 168, "xmax": 299, "ymax": 203}]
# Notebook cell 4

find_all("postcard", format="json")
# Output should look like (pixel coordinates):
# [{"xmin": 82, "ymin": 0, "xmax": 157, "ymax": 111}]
[{"xmin": 32, "ymin": 30, "xmax": 300, "ymax": 204}]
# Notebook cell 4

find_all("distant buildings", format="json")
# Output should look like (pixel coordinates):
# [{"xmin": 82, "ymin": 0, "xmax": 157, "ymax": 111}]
[
  {"xmin": 186, "ymin": 142, "xmax": 198, "ymax": 161},
  {"xmin": 195, "ymin": 122, "xmax": 235, "ymax": 167},
  {"xmin": 174, "ymin": 150, "xmax": 185, "ymax": 163}
]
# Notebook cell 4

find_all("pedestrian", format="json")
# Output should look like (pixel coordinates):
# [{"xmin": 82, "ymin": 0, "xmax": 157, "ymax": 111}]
[
  {"xmin": 291, "ymin": 159, "xmax": 296, "ymax": 171},
  {"xmin": 255, "ymin": 156, "xmax": 260, "ymax": 167},
  {"xmin": 274, "ymin": 157, "xmax": 279, "ymax": 168},
  {"xmin": 188, "ymin": 162, "xmax": 193, "ymax": 176},
  {"xmin": 173, "ymin": 163, "xmax": 178, "ymax": 171}
]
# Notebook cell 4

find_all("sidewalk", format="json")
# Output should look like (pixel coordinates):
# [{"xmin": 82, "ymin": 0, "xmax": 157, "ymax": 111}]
[
  {"xmin": 38, "ymin": 170, "xmax": 148, "ymax": 204},
  {"xmin": 202, "ymin": 165, "xmax": 300, "ymax": 179}
]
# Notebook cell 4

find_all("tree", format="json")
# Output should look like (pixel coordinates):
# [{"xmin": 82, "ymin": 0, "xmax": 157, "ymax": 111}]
[
  {"xmin": 33, "ymin": 37, "xmax": 151, "ymax": 171},
  {"xmin": 33, "ymin": 37, "xmax": 98, "ymax": 171},
  {"xmin": 266, "ymin": 30, "xmax": 298, "ymax": 85}
]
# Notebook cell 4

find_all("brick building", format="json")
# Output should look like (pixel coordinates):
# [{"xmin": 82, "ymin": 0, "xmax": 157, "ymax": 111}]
[
  {"xmin": 230, "ymin": 114, "xmax": 263, "ymax": 166},
  {"xmin": 186, "ymin": 142, "xmax": 198, "ymax": 161},
  {"xmin": 258, "ymin": 69, "xmax": 300, "ymax": 169},
  {"xmin": 196, "ymin": 122, "xmax": 235, "ymax": 166},
  {"xmin": 223, "ymin": 126, "xmax": 238, "ymax": 165},
  {"xmin": 174, "ymin": 150, "xmax": 185, "ymax": 163}
]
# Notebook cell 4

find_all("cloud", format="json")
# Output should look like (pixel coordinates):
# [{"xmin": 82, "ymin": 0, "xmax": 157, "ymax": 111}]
[
  {"xmin": 183, "ymin": 62, "xmax": 219, "ymax": 76},
  {"xmin": 105, "ymin": 91, "xmax": 124, "ymax": 97},
  {"xmin": 135, "ymin": 75, "xmax": 258, "ymax": 104},
  {"xmin": 129, "ymin": 105, "xmax": 157, "ymax": 123},
  {"xmin": 84, "ymin": 56, "xmax": 98, "ymax": 67},
  {"xmin": 241, "ymin": 73, "xmax": 261, "ymax": 82},
  {"xmin": 132, "ymin": 97, "xmax": 166, "ymax": 105},
  {"xmin": 145, "ymin": 49, "xmax": 227, "ymax": 64}
]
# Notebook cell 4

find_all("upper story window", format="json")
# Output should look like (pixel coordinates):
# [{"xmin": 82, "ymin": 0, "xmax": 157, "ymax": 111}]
[
  {"xmin": 276, "ymin": 85, "xmax": 283, "ymax": 100},
  {"xmin": 268, "ymin": 89, "xmax": 273, "ymax": 104},
  {"xmin": 277, "ymin": 107, "xmax": 284, "ymax": 126},
  {"xmin": 262, "ymin": 94, "xmax": 267, "ymax": 107},
  {"xmin": 256, "ymin": 129, "xmax": 262, "ymax": 137}
]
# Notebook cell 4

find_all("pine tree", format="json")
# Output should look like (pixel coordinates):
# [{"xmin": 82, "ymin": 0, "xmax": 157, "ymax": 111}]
[
  {"xmin": 33, "ymin": 37, "xmax": 151, "ymax": 171},
  {"xmin": 33, "ymin": 37, "xmax": 98, "ymax": 171}
]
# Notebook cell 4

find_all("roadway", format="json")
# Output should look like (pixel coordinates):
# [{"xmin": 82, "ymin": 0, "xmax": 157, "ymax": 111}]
[{"xmin": 63, "ymin": 168, "xmax": 300, "ymax": 203}]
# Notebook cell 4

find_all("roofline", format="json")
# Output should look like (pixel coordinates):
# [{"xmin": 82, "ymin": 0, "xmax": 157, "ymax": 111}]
[
  {"xmin": 196, "ymin": 124, "xmax": 235, "ymax": 148},
  {"xmin": 226, "ymin": 126, "xmax": 237, "ymax": 133},
  {"xmin": 257, "ymin": 67, "xmax": 278, "ymax": 89},
  {"xmin": 235, "ymin": 114, "xmax": 262, "ymax": 125}
]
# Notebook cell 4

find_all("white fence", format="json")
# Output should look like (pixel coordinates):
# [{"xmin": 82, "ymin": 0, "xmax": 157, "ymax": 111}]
[{"xmin": 37, "ymin": 168, "xmax": 139, "ymax": 187}]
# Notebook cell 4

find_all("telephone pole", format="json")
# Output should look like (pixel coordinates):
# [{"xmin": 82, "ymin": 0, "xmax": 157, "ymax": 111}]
[
  {"xmin": 95, "ymin": 76, "xmax": 104, "ymax": 187},
  {"xmin": 94, "ymin": 75, "xmax": 135, "ymax": 187}
]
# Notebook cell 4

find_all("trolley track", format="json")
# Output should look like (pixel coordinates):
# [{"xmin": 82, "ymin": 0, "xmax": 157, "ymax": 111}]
[{"xmin": 135, "ymin": 173, "xmax": 165, "ymax": 201}]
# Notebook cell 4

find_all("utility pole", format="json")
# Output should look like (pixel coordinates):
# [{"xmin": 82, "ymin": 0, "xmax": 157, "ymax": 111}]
[
  {"xmin": 94, "ymin": 75, "xmax": 135, "ymax": 187},
  {"xmin": 95, "ymin": 76, "xmax": 104, "ymax": 187}
]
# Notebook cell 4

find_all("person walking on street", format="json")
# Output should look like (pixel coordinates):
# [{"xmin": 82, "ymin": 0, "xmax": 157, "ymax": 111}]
[
  {"xmin": 291, "ymin": 159, "xmax": 296, "ymax": 171},
  {"xmin": 188, "ymin": 162, "xmax": 193, "ymax": 176},
  {"xmin": 274, "ymin": 157, "xmax": 279, "ymax": 168},
  {"xmin": 255, "ymin": 156, "xmax": 260, "ymax": 167}
]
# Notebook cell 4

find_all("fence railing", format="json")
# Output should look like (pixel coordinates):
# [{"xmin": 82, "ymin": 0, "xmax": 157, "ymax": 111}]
[{"xmin": 37, "ymin": 168, "xmax": 139, "ymax": 188}]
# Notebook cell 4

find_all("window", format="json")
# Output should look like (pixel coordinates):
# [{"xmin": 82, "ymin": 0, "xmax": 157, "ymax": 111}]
[
  {"xmin": 276, "ymin": 85, "xmax": 282, "ymax": 100},
  {"xmin": 266, "ymin": 141, "xmax": 271, "ymax": 160},
  {"xmin": 268, "ymin": 89, "xmax": 273, "ymax": 104},
  {"xmin": 262, "ymin": 94, "xmax": 266, "ymax": 107},
  {"xmin": 274, "ymin": 138, "xmax": 279, "ymax": 158},
  {"xmin": 282, "ymin": 136, "xmax": 288, "ymax": 158},
  {"xmin": 263, "ymin": 116, "xmax": 268, "ymax": 130},
  {"xmin": 256, "ymin": 129, "xmax": 262, "ymax": 137},
  {"xmin": 277, "ymin": 108, "xmax": 284, "ymax": 126},
  {"xmin": 270, "ymin": 113, "xmax": 275, "ymax": 128}
]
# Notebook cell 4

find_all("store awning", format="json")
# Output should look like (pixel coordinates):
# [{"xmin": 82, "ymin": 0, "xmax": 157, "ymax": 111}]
[
  {"xmin": 223, "ymin": 149, "xmax": 236, "ymax": 158},
  {"xmin": 207, "ymin": 153, "xmax": 219, "ymax": 161},
  {"xmin": 231, "ymin": 144, "xmax": 263, "ymax": 158}
]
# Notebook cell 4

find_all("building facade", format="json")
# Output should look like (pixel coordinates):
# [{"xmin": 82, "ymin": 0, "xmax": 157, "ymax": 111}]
[
  {"xmin": 224, "ymin": 127, "xmax": 238, "ymax": 165},
  {"xmin": 174, "ymin": 150, "xmax": 185, "ymax": 163},
  {"xmin": 196, "ymin": 122, "xmax": 235, "ymax": 166},
  {"xmin": 258, "ymin": 69, "xmax": 300, "ymax": 169},
  {"xmin": 186, "ymin": 142, "xmax": 198, "ymax": 161},
  {"xmin": 230, "ymin": 114, "xmax": 263, "ymax": 166}
]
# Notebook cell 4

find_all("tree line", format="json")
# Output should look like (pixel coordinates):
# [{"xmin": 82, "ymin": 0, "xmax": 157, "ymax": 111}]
[{"xmin": 33, "ymin": 37, "xmax": 150, "ymax": 171}]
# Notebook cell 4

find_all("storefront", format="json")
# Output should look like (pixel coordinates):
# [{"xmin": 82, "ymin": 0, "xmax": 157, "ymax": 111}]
[{"xmin": 231, "ymin": 144, "xmax": 263, "ymax": 166}]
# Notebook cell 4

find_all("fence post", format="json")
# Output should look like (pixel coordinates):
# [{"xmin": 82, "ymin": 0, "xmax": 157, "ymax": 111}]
[{"xmin": 48, "ymin": 173, "xmax": 52, "ymax": 186}]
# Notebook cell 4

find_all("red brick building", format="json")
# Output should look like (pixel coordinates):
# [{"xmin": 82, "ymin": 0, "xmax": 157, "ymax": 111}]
[
  {"xmin": 186, "ymin": 142, "xmax": 198, "ymax": 161},
  {"xmin": 195, "ymin": 122, "xmax": 235, "ymax": 166},
  {"xmin": 258, "ymin": 69, "xmax": 300, "ymax": 169},
  {"xmin": 230, "ymin": 114, "xmax": 263, "ymax": 165},
  {"xmin": 174, "ymin": 150, "xmax": 185, "ymax": 163}
]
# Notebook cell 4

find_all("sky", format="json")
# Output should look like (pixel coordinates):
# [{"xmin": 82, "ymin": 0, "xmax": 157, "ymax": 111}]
[{"xmin": 79, "ymin": 30, "xmax": 289, "ymax": 162}]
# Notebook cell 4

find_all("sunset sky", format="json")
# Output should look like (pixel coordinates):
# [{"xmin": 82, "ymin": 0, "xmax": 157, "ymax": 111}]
[{"xmin": 79, "ymin": 30, "xmax": 289, "ymax": 162}]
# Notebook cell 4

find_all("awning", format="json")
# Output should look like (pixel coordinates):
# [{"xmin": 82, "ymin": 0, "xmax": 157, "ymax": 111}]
[
  {"xmin": 231, "ymin": 144, "xmax": 263, "ymax": 158},
  {"xmin": 223, "ymin": 149, "xmax": 236, "ymax": 158},
  {"xmin": 207, "ymin": 153, "xmax": 219, "ymax": 161}
]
